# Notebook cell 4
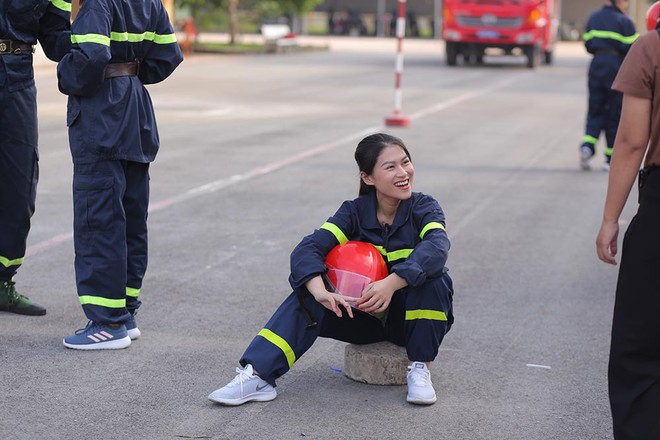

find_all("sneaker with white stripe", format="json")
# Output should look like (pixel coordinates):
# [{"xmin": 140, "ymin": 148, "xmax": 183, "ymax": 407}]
[{"xmin": 63, "ymin": 321, "xmax": 131, "ymax": 350}]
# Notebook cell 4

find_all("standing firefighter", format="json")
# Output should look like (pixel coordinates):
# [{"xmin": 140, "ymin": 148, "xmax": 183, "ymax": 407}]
[
  {"xmin": 580, "ymin": 0, "xmax": 637, "ymax": 171},
  {"xmin": 0, "ymin": 0, "xmax": 71, "ymax": 315},
  {"xmin": 58, "ymin": 0, "xmax": 183, "ymax": 349}
]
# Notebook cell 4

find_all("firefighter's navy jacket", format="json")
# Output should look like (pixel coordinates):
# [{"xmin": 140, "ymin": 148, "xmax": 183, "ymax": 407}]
[
  {"xmin": 289, "ymin": 191, "xmax": 449, "ymax": 291},
  {"xmin": 57, "ymin": 0, "xmax": 183, "ymax": 164},
  {"xmin": 1, "ymin": 0, "xmax": 71, "ymax": 92},
  {"xmin": 583, "ymin": 5, "xmax": 638, "ymax": 57}
]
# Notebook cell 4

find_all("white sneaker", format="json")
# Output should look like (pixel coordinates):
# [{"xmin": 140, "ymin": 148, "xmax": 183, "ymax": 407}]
[
  {"xmin": 580, "ymin": 146, "xmax": 594, "ymax": 171},
  {"xmin": 208, "ymin": 364, "xmax": 277, "ymax": 406},
  {"xmin": 406, "ymin": 362, "xmax": 437, "ymax": 405},
  {"xmin": 602, "ymin": 161, "xmax": 610, "ymax": 172}
]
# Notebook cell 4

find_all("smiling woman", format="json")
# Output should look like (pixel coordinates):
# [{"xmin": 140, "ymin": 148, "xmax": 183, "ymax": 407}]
[{"xmin": 207, "ymin": 132, "xmax": 455, "ymax": 407}]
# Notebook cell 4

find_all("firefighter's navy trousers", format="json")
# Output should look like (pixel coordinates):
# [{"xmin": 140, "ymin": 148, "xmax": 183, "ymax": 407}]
[
  {"xmin": 0, "ymin": 85, "xmax": 38, "ymax": 282},
  {"xmin": 73, "ymin": 160, "xmax": 149, "ymax": 324},
  {"xmin": 241, "ymin": 269, "xmax": 454, "ymax": 387},
  {"xmin": 584, "ymin": 53, "xmax": 623, "ymax": 157},
  {"xmin": 609, "ymin": 169, "xmax": 660, "ymax": 440}
]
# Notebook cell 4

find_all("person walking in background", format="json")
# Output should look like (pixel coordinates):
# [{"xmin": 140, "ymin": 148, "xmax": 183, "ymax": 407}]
[
  {"xmin": 596, "ymin": 2, "xmax": 660, "ymax": 438},
  {"xmin": 58, "ymin": 0, "xmax": 183, "ymax": 349},
  {"xmin": 0, "ymin": 0, "xmax": 71, "ymax": 316},
  {"xmin": 208, "ymin": 133, "xmax": 454, "ymax": 406},
  {"xmin": 580, "ymin": 0, "xmax": 637, "ymax": 172}
]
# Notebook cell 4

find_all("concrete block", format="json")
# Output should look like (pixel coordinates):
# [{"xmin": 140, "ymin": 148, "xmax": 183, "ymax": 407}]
[{"xmin": 344, "ymin": 341, "xmax": 409, "ymax": 385}]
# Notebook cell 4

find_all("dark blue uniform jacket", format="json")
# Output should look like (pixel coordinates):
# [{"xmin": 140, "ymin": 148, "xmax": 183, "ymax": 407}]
[
  {"xmin": 57, "ymin": 0, "xmax": 183, "ymax": 163},
  {"xmin": 289, "ymin": 191, "xmax": 450, "ymax": 291},
  {"xmin": 583, "ymin": 5, "xmax": 637, "ymax": 56},
  {"xmin": 1, "ymin": 0, "xmax": 71, "ymax": 92}
]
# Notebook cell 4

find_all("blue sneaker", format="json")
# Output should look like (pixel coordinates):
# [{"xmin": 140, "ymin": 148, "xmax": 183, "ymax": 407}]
[
  {"xmin": 63, "ymin": 321, "xmax": 131, "ymax": 350},
  {"xmin": 126, "ymin": 315, "xmax": 141, "ymax": 340}
]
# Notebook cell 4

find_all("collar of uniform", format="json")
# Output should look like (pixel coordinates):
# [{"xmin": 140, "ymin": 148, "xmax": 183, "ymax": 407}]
[{"xmin": 358, "ymin": 190, "xmax": 413, "ymax": 231}]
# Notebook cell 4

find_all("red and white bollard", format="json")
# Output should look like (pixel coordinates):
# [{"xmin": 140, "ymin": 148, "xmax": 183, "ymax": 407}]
[{"xmin": 385, "ymin": 0, "xmax": 411, "ymax": 127}]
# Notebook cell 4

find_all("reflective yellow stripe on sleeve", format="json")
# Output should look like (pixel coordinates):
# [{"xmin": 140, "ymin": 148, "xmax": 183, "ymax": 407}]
[
  {"xmin": 583, "ymin": 30, "xmax": 639, "ymax": 45},
  {"xmin": 71, "ymin": 33, "xmax": 111, "ymax": 46},
  {"xmin": 419, "ymin": 222, "xmax": 446, "ymax": 239},
  {"xmin": 126, "ymin": 287, "xmax": 140, "ymax": 298},
  {"xmin": 49, "ymin": 0, "xmax": 71, "ymax": 12},
  {"xmin": 79, "ymin": 296, "xmax": 126, "ymax": 308},
  {"xmin": 0, "ymin": 255, "xmax": 24, "ymax": 268},
  {"xmin": 406, "ymin": 309, "xmax": 448, "ymax": 321},
  {"xmin": 258, "ymin": 328, "xmax": 296, "ymax": 368},
  {"xmin": 320, "ymin": 222, "xmax": 348, "ymax": 245}
]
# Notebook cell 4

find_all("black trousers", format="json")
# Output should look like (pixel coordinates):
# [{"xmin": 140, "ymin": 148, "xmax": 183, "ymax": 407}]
[{"xmin": 609, "ymin": 170, "xmax": 660, "ymax": 439}]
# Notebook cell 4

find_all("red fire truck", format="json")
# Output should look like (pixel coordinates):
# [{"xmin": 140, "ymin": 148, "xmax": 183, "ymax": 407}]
[{"xmin": 442, "ymin": 0, "xmax": 559, "ymax": 68}]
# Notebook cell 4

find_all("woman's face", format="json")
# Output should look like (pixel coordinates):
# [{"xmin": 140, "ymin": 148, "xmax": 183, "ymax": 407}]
[{"xmin": 361, "ymin": 145, "xmax": 414, "ymax": 201}]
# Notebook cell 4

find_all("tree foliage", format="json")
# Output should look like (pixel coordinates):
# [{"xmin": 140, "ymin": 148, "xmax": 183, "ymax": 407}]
[{"xmin": 275, "ymin": 0, "xmax": 321, "ymax": 15}]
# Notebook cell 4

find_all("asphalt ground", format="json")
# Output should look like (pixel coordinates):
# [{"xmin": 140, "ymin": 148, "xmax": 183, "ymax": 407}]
[{"xmin": 2, "ymin": 36, "xmax": 634, "ymax": 439}]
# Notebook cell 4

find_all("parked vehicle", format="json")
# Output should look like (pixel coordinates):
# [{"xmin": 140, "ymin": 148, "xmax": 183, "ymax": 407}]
[{"xmin": 442, "ymin": 0, "xmax": 559, "ymax": 68}]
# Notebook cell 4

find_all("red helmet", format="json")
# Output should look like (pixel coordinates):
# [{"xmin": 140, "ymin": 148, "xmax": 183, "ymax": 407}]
[
  {"xmin": 325, "ymin": 241, "xmax": 388, "ymax": 298},
  {"xmin": 647, "ymin": 1, "xmax": 660, "ymax": 31}
]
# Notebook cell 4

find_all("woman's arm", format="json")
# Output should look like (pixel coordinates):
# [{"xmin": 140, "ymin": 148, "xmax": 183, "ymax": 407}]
[
  {"xmin": 305, "ymin": 275, "xmax": 355, "ymax": 318},
  {"xmin": 596, "ymin": 94, "xmax": 651, "ymax": 264}
]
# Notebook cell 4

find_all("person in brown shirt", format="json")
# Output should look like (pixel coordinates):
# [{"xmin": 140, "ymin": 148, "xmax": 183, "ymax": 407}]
[{"xmin": 596, "ymin": 3, "xmax": 660, "ymax": 438}]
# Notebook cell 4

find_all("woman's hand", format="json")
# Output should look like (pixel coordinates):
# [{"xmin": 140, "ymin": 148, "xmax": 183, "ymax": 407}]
[
  {"xmin": 596, "ymin": 220, "xmax": 620, "ymax": 265},
  {"xmin": 354, "ymin": 273, "xmax": 407, "ymax": 314},
  {"xmin": 305, "ymin": 276, "xmax": 354, "ymax": 318}
]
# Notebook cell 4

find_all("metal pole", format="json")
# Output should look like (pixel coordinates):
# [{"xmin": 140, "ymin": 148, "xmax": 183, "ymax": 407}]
[
  {"xmin": 385, "ymin": 0, "xmax": 411, "ymax": 127},
  {"xmin": 377, "ymin": 0, "xmax": 385, "ymax": 37}
]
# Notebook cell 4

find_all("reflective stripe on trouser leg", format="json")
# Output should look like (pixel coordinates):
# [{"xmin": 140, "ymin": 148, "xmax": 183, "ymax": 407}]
[
  {"xmin": 73, "ymin": 160, "xmax": 131, "ymax": 324},
  {"xmin": 604, "ymin": 87, "xmax": 622, "ymax": 159},
  {"xmin": 0, "ymin": 86, "xmax": 38, "ymax": 281},
  {"xmin": 124, "ymin": 161, "xmax": 150, "ymax": 313},
  {"xmin": 404, "ymin": 270, "xmax": 454, "ymax": 362},
  {"xmin": 241, "ymin": 291, "xmax": 326, "ymax": 386},
  {"xmin": 240, "ymin": 288, "xmax": 388, "ymax": 386}
]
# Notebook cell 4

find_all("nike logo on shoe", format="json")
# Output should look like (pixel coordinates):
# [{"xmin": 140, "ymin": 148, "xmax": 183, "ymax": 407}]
[{"xmin": 256, "ymin": 384, "xmax": 270, "ymax": 391}]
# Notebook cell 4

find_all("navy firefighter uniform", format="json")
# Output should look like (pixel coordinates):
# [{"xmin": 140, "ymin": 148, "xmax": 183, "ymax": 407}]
[
  {"xmin": 57, "ymin": 0, "xmax": 183, "ymax": 324},
  {"xmin": 240, "ymin": 191, "xmax": 454, "ymax": 387},
  {"xmin": 0, "ymin": 0, "xmax": 71, "ymax": 312},
  {"xmin": 581, "ymin": 3, "xmax": 637, "ymax": 167}
]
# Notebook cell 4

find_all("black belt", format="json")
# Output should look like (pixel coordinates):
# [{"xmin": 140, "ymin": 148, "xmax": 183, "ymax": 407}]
[
  {"xmin": 594, "ymin": 49, "xmax": 621, "ymax": 57},
  {"xmin": 0, "ymin": 39, "xmax": 35, "ymax": 55},
  {"xmin": 104, "ymin": 61, "xmax": 139, "ymax": 79}
]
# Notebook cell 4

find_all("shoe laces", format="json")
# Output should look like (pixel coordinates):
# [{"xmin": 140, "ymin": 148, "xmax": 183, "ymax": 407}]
[
  {"xmin": 407, "ymin": 364, "xmax": 432, "ymax": 386},
  {"xmin": 228, "ymin": 365, "xmax": 256, "ymax": 392},
  {"xmin": 2, "ymin": 281, "xmax": 27, "ymax": 305},
  {"xmin": 74, "ymin": 320, "xmax": 100, "ymax": 335}
]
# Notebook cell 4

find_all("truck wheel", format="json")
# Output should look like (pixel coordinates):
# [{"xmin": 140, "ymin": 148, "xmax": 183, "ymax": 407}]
[
  {"xmin": 446, "ymin": 42, "xmax": 458, "ymax": 66},
  {"xmin": 544, "ymin": 50, "xmax": 553, "ymax": 65},
  {"xmin": 525, "ymin": 44, "xmax": 540, "ymax": 69}
]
